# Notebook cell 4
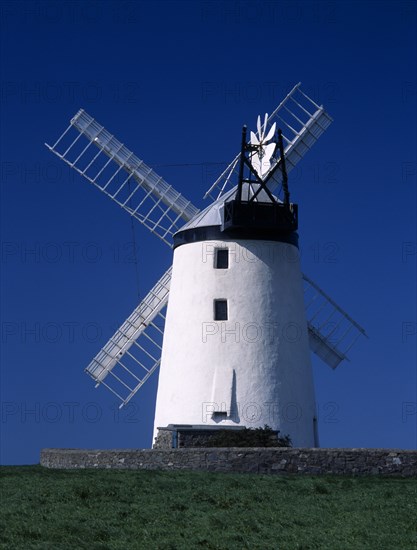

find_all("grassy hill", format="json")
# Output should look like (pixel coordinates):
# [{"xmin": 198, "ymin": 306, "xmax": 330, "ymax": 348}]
[{"xmin": 0, "ymin": 465, "xmax": 415, "ymax": 549}]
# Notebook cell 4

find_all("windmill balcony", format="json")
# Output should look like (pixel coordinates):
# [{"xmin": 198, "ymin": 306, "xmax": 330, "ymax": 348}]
[{"xmin": 222, "ymin": 199, "xmax": 298, "ymax": 235}]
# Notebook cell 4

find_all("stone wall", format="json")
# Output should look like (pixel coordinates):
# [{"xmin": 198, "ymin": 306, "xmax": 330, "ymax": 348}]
[
  {"xmin": 40, "ymin": 448, "xmax": 417, "ymax": 476},
  {"xmin": 153, "ymin": 426, "xmax": 281, "ymax": 449},
  {"xmin": 153, "ymin": 428, "xmax": 173, "ymax": 449}
]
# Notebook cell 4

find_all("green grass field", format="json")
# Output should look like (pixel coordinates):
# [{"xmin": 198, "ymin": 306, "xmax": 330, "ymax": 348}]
[{"xmin": 0, "ymin": 466, "xmax": 415, "ymax": 549}]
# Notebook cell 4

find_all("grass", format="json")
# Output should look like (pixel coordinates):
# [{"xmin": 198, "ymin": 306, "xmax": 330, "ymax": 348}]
[{"xmin": 0, "ymin": 466, "xmax": 416, "ymax": 549}]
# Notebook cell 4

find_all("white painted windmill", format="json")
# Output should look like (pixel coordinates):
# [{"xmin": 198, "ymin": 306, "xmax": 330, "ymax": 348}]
[{"xmin": 46, "ymin": 83, "xmax": 367, "ymax": 447}]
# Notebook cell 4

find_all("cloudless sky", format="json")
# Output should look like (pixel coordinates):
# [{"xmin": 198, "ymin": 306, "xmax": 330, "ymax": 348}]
[{"xmin": 1, "ymin": 0, "xmax": 416, "ymax": 464}]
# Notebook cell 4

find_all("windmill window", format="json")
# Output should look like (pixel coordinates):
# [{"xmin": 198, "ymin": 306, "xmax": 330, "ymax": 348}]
[
  {"xmin": 214, "ymin": 299, "xmax": 228, "ymax": 321},
  {"xmin": 215, "ymin": 248, "xmax": 229, "ymax": 269}
]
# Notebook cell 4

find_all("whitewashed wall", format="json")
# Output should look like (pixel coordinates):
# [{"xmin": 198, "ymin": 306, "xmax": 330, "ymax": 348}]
[{"xmin": 153, "ymin": 239, "xmax": 317, "ymax": 447}]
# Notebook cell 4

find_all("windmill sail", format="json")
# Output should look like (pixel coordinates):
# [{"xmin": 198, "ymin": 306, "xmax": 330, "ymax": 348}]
[
  {"xmin": 46, "ymin": 111, "xmax": 199, "ymax": 246},
  {"xmin": 303, "ymin": 275, "xmax": 368, "ymax": 369},
  {"xmin": 85, "ymin": 267, "xmax": 171, "ymax": 405},
  {"xmin": 204, "ymin": 83, "xmax": 333, "ymax": 201}
]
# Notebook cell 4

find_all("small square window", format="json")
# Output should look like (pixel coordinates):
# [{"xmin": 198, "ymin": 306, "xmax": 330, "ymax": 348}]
[
  {"xmin": 215, "ymin": 248, "xmax": 229, "ymax": 269},
  {"xmin": 214, "ymin": 299, "xmax": 228, "ymax": 321}
]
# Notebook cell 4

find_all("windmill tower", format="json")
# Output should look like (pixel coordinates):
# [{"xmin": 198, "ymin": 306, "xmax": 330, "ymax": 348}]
[{"xmin": 46, "ymin": 83, "xmax": 367, "ymax": 447}]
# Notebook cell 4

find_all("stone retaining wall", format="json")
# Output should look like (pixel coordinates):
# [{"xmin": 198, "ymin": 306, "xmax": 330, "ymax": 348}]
[
  {"xmin": 40, "ymin": 448, "xmax": 417, "ymax": 476},
  {"xmin": 153, "ymin": 426, "xmax": 281, "ymax": 449}
]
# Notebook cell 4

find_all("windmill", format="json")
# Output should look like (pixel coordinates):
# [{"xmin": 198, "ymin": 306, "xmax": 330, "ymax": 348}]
[{"xmin": 46, "ymin": 83, "xmax": 367, "ymax": 447}]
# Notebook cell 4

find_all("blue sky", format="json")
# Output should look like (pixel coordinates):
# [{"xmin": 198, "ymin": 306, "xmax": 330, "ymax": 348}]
[{"xmin": 1, "ymin": 0, "xmax": 416, "ymax": 465}]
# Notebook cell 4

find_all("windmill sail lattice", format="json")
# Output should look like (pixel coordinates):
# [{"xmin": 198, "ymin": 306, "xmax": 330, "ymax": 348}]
[
  {"xmin": 303, "ymin": 275, "xmax": 367, "ymax": 369},
  {"xmin": 85, "ymin": 267, "xmax": 171, "ymax": 405},
  {"xmin": 204, "ymin": 82, "xmax": 333, "ymax": 201},
  {"xmin": 46, "ymin": 110, "xmax": 199, "ymax": 246},
  {"xmin": 46, "ymin": 84, "xmax": 366, "ymax": 408}
]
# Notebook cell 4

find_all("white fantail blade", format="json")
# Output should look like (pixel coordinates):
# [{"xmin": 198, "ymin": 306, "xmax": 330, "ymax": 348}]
[
  {"xmin": 261, "ymin": 143, "xmax": 276, "ymax": 174},
  {"xmin": 257, "ymin": 115, "xmax": 262, "ymax": 138},
  {"xmin": 263, "ymin": 142, "xmax": 276, "ymax": 157},
  {"xmin": 249, "ymin": 115, "xmax": 277, "ymax": 177},
  {"xmin": 264, "ymin": 122, "xmax": 276, "ymax": 143},
  {"xmin": 263, "ymin": 113, "xmax": 268, "ymax": 136},
  {"xmin": 250, "ymin": 131, "xmax": 260, "ymax": 145}
]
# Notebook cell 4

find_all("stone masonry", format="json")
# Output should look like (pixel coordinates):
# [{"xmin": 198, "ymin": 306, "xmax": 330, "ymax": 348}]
[
  {"xmin": 152, "ymin": 426, "xmax": 280, "ymax": 449},
  {"xmin": 40, "ymin": 448, "xmax": 417, "ymax": 476}
]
